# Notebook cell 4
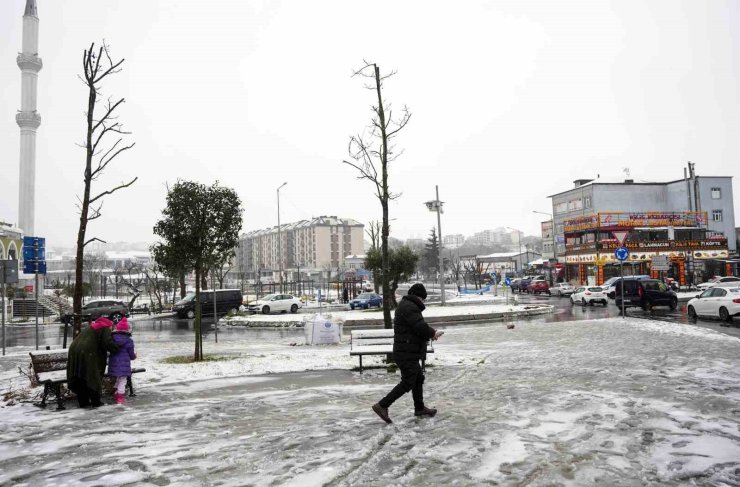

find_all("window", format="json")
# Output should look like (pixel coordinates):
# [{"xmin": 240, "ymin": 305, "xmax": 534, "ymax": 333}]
[
  {"xmin": 584, "ymin": 196, "xmax": 592, "ymax": 209},
  {"xmin": 711, "ymin": 187, "xmax": 721, "ymax": 199},
  {"xmin": 712, "ymin": 210, "xmax": 723, "ymax": 222},
  {"xmin": 555, "ymin": 202, "xmax": 567, "ymax": 214}
]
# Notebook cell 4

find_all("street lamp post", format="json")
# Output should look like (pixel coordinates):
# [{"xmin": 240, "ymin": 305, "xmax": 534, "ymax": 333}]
[
  {"xmin": 533, "ymin": 210, "xmax": 556, "ymax": 285},
  {"xmin": 424, "ymin": 186, "xmax": 446, "ymax": 306},
  {"xmin": 277, "ymin": 182, "xmax": 287, "ymax": 293}
]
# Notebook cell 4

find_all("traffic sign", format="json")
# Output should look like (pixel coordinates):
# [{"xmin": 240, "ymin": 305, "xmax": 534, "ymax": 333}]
[
  {"xmin": 614, "ymin": 246, "xmax": 630, "ymax": 261},
  {"xmin": 22, "ymin": 236, "xmax": 45, "ymax": 248},
  {"xmin": 612, "ymin": 231, "xmax": 629, "ymax": 246},
  {"xmin": 505, "ymin": 277, "xmax": 511, "ymax": 286},
  {"xmin": 651, "ymin": 255, "xmax": 669, "ymax": 271},
  {"xmin": 23, "ymin": 261, "xmax": 46, "ymax": 275}
]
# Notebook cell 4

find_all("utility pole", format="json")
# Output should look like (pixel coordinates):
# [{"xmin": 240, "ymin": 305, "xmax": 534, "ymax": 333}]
[
  {"xmin": 276, "ymin": 182, "xmax": 287, "ymax": 293},
  {"xmin": 425, "ymin": 186, "xmax": 446, "ymax": 305}
]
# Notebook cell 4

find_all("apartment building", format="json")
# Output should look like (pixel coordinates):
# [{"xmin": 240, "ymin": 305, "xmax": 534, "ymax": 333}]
[
  {"xmin": 548, "ymin": 170, "xmax": 736, "ymax": 285},
  {"xmin": 237, "ymin": 216, "xmax": 364, "ymax": 282}
]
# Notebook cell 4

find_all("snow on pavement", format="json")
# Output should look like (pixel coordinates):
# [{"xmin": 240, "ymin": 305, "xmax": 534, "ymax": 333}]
[{"xmin": 1, "ymin": 317, "xmax": 740, "ymax": 485}]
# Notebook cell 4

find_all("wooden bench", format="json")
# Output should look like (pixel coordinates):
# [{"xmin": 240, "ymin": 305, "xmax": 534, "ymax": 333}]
[
  {"xmin": 349, "ymin": 329, "xmax": 434, "ymax": 372},
  {"xmin": 29, "ymin": 350, "xmax": 146, "ymax": 410}
]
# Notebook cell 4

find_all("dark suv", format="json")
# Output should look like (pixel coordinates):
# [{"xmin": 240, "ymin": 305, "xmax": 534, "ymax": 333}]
[
  {"xmin": 614, "ymin": 279, "xmax": 678, "ymax": 311},
  {"xmin": 61, "ymin": 299, "xmax": 130, "ymax": 324}
]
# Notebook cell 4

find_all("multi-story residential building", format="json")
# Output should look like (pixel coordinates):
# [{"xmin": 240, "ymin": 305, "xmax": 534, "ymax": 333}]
[
  {"xmin": 470, "ymin": 228, "xmax": 512, "ymax": 246},
  {"xmin": 549, "ymin": 170, "xmax": 736, "ymax": 285},
  {"xmin": 237, "ymin": 216, "xmax": 364, "ymax": 282},
  {"xmin": 443, "ymin": 234, "xmax": 465, "ymax": 248}
]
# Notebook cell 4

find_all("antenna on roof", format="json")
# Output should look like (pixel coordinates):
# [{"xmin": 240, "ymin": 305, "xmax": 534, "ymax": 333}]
[{"xmin": 622, "ymin": 167, "xmax": 630, "ymax": 178}]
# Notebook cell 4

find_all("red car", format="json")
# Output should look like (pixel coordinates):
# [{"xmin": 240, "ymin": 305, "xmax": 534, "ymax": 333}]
[{"xmin": 529, "ymin": 280, "xmax": 551, "ymax": 295}]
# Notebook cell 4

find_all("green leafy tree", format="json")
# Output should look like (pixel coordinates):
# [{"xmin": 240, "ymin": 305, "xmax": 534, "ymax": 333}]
[
  {"xmin": 365, "ymin": 245, "xmax": 419, "ymax": 308},
  {"xmin": 152, "ymin": 181, "xmax": 243, "ymax": 361}
]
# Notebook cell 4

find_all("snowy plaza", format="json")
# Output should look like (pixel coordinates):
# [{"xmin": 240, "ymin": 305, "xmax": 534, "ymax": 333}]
[{"xmin": 1, "ymin": 314, "xmax": 740, "ymax": 486}]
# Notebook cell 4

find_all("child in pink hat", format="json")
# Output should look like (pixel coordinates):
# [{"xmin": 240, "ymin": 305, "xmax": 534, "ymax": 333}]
[{"xmin": 108, "ymin": 317, "xmax": 137, "ymax": 405}]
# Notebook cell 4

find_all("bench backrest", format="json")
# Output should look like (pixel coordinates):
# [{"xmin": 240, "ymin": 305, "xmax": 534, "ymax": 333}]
[
  {"xmin": 350, "ymin": 329, "xmax": 433, "ymax": 351},
  {"xmin": 29, "ymin": 351, "xmax": 68, "ymax": 377}
]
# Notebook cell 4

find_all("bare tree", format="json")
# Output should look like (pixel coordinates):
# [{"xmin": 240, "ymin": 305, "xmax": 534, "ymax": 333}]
[
  {"xmin": 343, "ymin": 62, "xmax": 411, "ymax": 329},
  {"xmin": 72, "ymin": 42, "xmax": 137, "ymax": 337}
]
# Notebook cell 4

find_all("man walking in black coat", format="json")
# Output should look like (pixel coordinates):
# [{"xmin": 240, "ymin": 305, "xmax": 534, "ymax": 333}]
[{"xmin": 372, "ymin": 283, "xmax": 443, "ymax": 424}]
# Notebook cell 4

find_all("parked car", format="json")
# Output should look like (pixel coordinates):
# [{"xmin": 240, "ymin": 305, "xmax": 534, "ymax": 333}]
[
  {"xmin": 571, "ymin": 286, "xmax": 608, "ymax": 306},
  {"xmin": 173, "ymin": 289, "xmax": 243, "ymax": 319},
  {"xmin": 349, "ymin": 292, "xmax": 382, "ymax": 310},
  {"xmin": 528, "ymin": 280, "xmax": 551, "ymax": 295},
  {"xmin": 551, "ymin": 282, "xmax": 575, "ymax": 297},
  {"xmin": 697, "ymin": 276, "xmax": 740, "ymax": 291},
  {"xmin": 614, "ymin": 279, "xmax": 677, "ymax": 311},
  {"xmin": 509, "ymin": 278, "xmax": 525, "ymax": 292},
  {"xmin": 247, "ymin": 293, "xmax": 302, "ymax": 314},
  {"xmin": 687, "ymin": 286, "xmax": 740, "ymax": 324},
  {"xmin": 602, "ymin": 275, "xmax": 650, "ymax": 299},
  {"xmin": 519, "ymin": 277, "xmax": 535, "ymax": 293},
  {"xmin": 61, "ymin": 299, "xmax": 129, "ymax": 324}
]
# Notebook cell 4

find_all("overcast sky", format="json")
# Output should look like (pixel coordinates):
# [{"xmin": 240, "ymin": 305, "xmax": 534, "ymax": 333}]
[{"xmin": 1, "ymin": 0, "xmax": 739, "ymax": 249}]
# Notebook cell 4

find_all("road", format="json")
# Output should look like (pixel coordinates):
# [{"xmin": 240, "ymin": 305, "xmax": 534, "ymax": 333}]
[{"xmin": 511, "ymin": 291, "xmax": 740, "ymax": 339}]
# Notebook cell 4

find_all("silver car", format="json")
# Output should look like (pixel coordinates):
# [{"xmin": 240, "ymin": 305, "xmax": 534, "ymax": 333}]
[{"xmin": 551, "ymin": 283, "xmax": 574, "ymax": 297}]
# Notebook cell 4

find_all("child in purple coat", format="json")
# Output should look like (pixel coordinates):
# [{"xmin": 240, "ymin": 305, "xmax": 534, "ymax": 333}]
[{"xmin": 108, "ymin": 317, "xmax": 137, "ymax": 405}]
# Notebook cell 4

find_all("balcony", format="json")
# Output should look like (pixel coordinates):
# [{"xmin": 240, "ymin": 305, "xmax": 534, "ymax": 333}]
[
  {"xmin": 15, "ymin": 111, "xmax": 41, "ymax": 128},
  {"xmin": 16, "ymin": 53, "xmax": 43, "ymax": 71}
]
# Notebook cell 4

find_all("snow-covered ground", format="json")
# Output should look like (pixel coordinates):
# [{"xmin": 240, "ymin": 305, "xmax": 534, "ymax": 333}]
[{"xmin": 1, "ymin": 317, "xmax": 740, "ymax": 485}]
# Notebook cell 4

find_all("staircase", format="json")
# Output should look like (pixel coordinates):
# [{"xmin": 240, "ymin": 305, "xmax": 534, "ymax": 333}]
[
  {"xmin": 41, "ymin": 294, "xmax": 72, "ymax": 315},
  {"xmin": 12, "ymin": 298, "xmax": 58, "ymax": 319}
]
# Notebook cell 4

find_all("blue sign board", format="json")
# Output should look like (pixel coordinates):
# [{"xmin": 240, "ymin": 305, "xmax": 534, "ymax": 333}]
[
  {"xmin": 22, "ymin": 235, "xmax": 46, "ymax": 275},
  {"xmin": 23, "ymin": 261, "xmax": 46, "ymax": 275},
  {"xmin": 505, "ymin": 277, "xmax": 511, "ymax": 286},
  {"xmin": 614, "ymin": 246, "xmax": 630, "ymax": 262},
  {"xmin": 23, "ymin": 236, "xmax": 45, "ymax": 248}
]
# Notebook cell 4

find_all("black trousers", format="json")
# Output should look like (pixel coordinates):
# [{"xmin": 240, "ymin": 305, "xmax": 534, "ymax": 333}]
[
  {"xmin": 69, "ymin": 379, "xmax": 102, "ymax": 408},
  {"xmin": 378, "ymin": 356, "xmax": 425, "ymax": 410}
]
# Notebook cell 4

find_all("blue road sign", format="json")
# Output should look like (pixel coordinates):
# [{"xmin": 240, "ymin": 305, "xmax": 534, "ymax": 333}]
[
  {"xmin": 22, "ymin": 236, "xmax": 45, "ymax": 248},
  {"xmin": 505, "ymin": 277, "xmax": 511, "ymax": 286},
  {"xmin": 23, "ymin": 261, "xmax": 46, "ymax": 275},
  {"xmin": 614, "ymin": 246, "xmax": 630, "ymax": 262}
]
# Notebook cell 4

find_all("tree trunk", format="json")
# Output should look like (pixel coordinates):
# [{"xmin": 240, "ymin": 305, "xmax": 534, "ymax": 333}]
[
  {"xmin": 72, "ymin": 59, "xmax": 98, "ymax": 338},
  {"xmin": 179, "ymin": 272, "xmax": 186, "ymax": 299},
  {"xmin": 194, "ymin": 266, "xmax": 202, "ymax": 361}
]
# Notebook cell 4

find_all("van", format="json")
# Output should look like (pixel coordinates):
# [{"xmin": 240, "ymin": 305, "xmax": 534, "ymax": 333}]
[
  {"xmin": 614, "ymin": 279, "xmax": 677, "ymax": 311},
  {"xmin": 173, "ymin": 289, "xmax": 243, "ymax": 319}
]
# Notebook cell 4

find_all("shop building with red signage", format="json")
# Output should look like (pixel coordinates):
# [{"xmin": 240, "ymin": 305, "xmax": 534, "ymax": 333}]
[{"xmin": 548, "ymin": 170, "xmax": 736, "ymax": 286}]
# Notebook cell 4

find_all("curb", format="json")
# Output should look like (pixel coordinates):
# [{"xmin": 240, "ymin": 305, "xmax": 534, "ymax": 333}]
[{"xmin": 224, "ymin": 305, "xmax": 554, "ymax": 329}]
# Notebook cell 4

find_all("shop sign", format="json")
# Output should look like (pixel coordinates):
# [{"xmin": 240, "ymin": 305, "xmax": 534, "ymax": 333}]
[
  {"xmin": 599, "ymin": 211, "xmax": 706, "ymax": 229},
  {"xmin": 693, "ymin": 250, "xmax": 729, "ymax": 259},
  {"xmin": 563, "ymin": 214, "xmax": 598, "ymax": 233}
]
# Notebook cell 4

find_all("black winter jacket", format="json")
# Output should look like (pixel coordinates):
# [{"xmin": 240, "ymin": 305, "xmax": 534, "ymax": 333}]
[{"xmin": 393, "ymin": 295, "xmax": 436, "ymax": 359}]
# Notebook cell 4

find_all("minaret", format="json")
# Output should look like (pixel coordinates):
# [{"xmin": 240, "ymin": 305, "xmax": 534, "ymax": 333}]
[{"xmin": 17, "ymin": 0, "xmax": 42, "ymax": 236}]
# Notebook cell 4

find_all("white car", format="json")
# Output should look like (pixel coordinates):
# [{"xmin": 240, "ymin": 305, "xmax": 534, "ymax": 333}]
[
  {"xmin": 687, "ymin": 286, "xmax": 740, "ymax": 324},
  {"xmin": 571, "ymin": 286, "xmax": 608, "ymax": 306},
  {"xmin": 248, "ymin": 293, "xmax": 302, "ymax": 314},
  {"xmin": 697, "ymin": 276, "xmax": 740, "ymax": 291},
  {"xmin": 551, "ymin": 283, "xmax": 575, "ymax": 297}
]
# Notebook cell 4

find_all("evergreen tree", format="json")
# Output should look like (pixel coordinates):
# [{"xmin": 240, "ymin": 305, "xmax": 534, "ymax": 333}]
[{"xmin": 423, "ymin": 228, "xmax": 439, "ymax": 277}]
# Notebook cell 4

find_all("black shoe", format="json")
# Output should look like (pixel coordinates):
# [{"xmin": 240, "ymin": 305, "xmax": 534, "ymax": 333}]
[
  {"xmin": 415, "ymin": 406, "xmax": 437, "ymax": 417},
  {"xmin": 372, "ymin": 403, "xmax": 392, "ymax": 424}
]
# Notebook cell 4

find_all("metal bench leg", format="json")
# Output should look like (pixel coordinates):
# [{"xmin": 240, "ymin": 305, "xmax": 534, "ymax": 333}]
[
  {"xmin": 127, "ymin": 376, "xmax": 136, "ymax": 397},
  {"xmin": 39, "ymin": 383, "xmax": 49, "ymax": 408},
  {"xmin": 359, "ymin": 356, "xmax": 363, "ymax": 373},
  {"xmin": 54, "ymin": 384, "xmax": 65, "ymax": 410}
]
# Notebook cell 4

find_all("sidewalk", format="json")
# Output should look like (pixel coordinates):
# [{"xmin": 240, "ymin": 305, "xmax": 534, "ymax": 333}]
[{"xmin": 1, "ymin": 316, "xmax": 739, "ymax": 485}]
